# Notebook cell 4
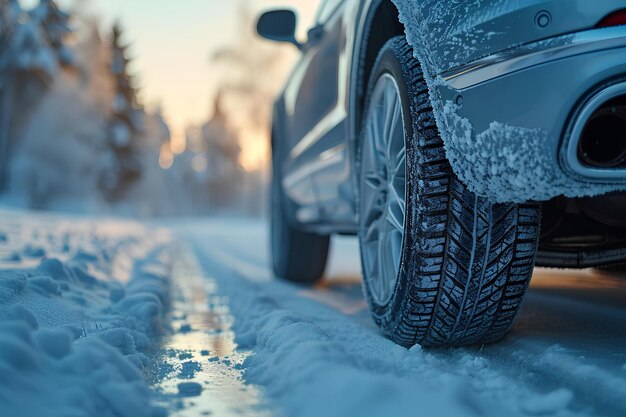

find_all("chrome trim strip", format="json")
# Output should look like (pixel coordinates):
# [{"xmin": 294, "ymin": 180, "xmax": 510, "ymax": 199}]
[
  {"xmin": 289, "ymin": 107, "xmax": 346, "ymax": 161},
  {"xmin": 283, "ymin": 143, "xmax": 347, "ymax": 189},
  {"xmin": 443, "ymin": 26, "xmax": 626, "ymax": 90}
]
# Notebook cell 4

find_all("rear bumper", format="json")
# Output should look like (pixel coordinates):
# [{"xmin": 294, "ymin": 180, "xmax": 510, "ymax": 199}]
[{"xmin": 434, "ymin": 26, "xmax": 626, "ymax": 202}]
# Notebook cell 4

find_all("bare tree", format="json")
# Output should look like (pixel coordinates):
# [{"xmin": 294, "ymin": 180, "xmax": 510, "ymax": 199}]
[
  {"xmin": 210, "ymin": 1, "xmax": 291, "ymax": 158},
  {"xmin": 206, "ymin": 1, "xmax": 295, "ymax": 214}
]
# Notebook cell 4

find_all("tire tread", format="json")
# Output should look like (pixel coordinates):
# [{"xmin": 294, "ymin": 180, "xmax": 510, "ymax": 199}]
[{"xmin": 361, "ymin": 36, "xmax": 541, "ymax": 347}]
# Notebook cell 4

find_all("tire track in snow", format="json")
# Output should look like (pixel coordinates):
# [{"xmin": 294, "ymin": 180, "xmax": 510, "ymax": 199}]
[{"xmin": 150, "ymin": 244, "xmax": 269, "ymax": 417}]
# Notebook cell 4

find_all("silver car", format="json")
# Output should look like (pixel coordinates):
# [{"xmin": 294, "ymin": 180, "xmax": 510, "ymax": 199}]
[{"xmin": 257, "ymin": 1, "xmax": 626, "ymax": 347}]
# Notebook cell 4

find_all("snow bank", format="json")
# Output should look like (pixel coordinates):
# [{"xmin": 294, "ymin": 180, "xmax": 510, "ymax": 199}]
[
  {"xmin": 391, "ymin": 0, "xmax": 626, "ymax": 202},
  {"xmin": 0, "ymin": 321, "xmax": 165, "ymax": 417},
  {"xmin": 0, "ymin": 211, "xmax": 173, "ymax": 416}
]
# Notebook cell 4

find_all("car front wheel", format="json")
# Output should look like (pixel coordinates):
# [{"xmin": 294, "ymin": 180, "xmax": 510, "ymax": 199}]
[{"xmin": 357, "ymin": 36, "xmax": 541, "ymax": 347}]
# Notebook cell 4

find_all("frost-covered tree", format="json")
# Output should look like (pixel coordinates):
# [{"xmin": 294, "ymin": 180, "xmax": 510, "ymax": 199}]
[
  {"xmin": 0, "ymin": 0, "xmax": 18, "ymax": 47},
  {"xmin": 29, "ymin": 0, "xmax": 74, "ymax": 66},
  {"xmin": 0, "ymin": 0, "xmax": 62, "ymax": 189},
  {"xmin": 1, "ymin": 6, "xmax": 182, "ymax": 214},
  {"xmin": 6, "ymin": 14, "xmax": 109, "ymax": 209},
  {"xmin": 0, "ymin": 1, "xmax": 24, "ymax": 181},
  {"xmin": 99, "ymin": 22, "xmax": 143, "ymax": 200}
]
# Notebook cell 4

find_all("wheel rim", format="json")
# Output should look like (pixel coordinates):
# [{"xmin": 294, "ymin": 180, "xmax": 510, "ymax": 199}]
[{"xmin": 359, "ymin": 73, "xmax": 407, "ymax": 306}]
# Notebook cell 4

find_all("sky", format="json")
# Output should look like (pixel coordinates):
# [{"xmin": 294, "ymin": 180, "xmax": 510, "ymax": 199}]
[{"xmin": 21, "ymin": 0, "xmax": 319, "ymax": 164}]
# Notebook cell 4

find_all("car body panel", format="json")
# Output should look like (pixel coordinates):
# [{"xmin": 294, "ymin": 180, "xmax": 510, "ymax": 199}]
[
  {"xmin": 428, "ymin": 26, "xmax": 626, "ymax": 202},
  {"xmin": 394, "ymin": 0, "xmax": 626, "ymax": 73}
]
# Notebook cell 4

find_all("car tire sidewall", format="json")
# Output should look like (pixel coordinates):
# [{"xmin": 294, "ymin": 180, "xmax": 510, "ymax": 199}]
[{"xmin": 270, "ymin": 134, "xmax": 287, "ymax": 274}]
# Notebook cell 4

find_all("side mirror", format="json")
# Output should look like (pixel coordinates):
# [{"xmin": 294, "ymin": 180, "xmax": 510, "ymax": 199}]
[{"xmin": 256, "ymin": 9, "xmax": 302, "ymax": 50}]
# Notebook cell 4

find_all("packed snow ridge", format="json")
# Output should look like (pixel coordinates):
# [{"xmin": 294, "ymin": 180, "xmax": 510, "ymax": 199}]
[{"xmin": 0, "ymin": 211, "xmax": 173, "ymax": 417}]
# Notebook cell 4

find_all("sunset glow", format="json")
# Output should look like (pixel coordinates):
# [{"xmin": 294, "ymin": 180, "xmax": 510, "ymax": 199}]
[
  {"xmin": 158, "ymin": 143, "xmax": 174, "ymax": 169},
  {"xmin": 238, "ymin": 128, "xmax": 270, "ymax": 172},
  {"xmin": 169, "ymin": 128, "xmax": 187, "ymax": 155},
  {"xmin": 30, "ymin": 0, "xmax": 320, "ymax": 172}
]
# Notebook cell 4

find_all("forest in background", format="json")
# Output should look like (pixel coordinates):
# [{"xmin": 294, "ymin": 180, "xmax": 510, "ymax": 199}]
[{"xmin": 0, "ymin": 0, "xmax": 284, "ymax": 217}]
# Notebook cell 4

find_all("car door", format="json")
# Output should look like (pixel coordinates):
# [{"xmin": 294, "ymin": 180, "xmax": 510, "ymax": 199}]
[
  {"xmin": 281, "ymin": 0, "xmax": 352, "ymax": 225},
  {"xmin": 282, "ymin": 0, "xmax": 345, "ymax": 156}
]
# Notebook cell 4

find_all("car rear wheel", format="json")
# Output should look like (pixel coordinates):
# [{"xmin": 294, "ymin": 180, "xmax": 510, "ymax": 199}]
[
  {"xmin": 270, "ymin": 133, "xmax": 330, "ymax": 284},
  {"xmin": 357, "ymin": 36, "xmax": 541, "ymax": 347}
]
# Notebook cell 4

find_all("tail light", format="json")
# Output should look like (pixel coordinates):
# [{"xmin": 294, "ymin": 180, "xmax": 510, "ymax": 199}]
[{"xmin": 597, "ymin": 9, "xmax": 626, "ymax": 28}]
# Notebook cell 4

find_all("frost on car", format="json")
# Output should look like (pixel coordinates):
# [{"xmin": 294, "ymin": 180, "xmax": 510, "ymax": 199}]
[{"xmin": 256, "ymin": 0, "xmax": 626, "ymax": 347}]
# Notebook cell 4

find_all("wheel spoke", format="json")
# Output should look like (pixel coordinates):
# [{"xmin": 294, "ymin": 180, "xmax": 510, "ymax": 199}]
[
  {"xmin": 364, "ymin": 222, "xmax": 378, "ymax": 243},
  {"xmin": 363, "ymin": 238, "xmax": 379, "ymax": 278},
  {"xmin": 383, "ymin": 86, "xmax": 396, "ymax": 141},
  {"xmin": 363, "ymin": 192, "xmax": 383, "ymax": 225},
  {"xmin": 372, "ymin": 104, "xmax": 386, "ymax": 157},
  {"xmin": 388, "ymin": 229, "xmax": 403, "ymax": 288},
  {"xmin": 386, "ymin": 199, "xmax": 404, "ymax": 233},
  {"xmin": 386, "ymin": 95, "xmax": 402, "ymax": 160},
  {"xmin": 377, "ymin": 231, "xmax": 388, "ymax": 296},
  {"xmin": 364, "ymin": 123, "xmax": 380, "ymax": 173},
  {"xmin": 380, "ymin": 228, "xmax": 397, "ymax": 296},
  {"xmin": 364, "ymin": 172, "xmax": 381, "ymax": 191},
  {"xmin": 391, "ymin": 146, "xmax": 406, "ymax": 215},
  {"xmin": 391, "ymin": 177, "xmax": 406, "ymax": 214},
  {"xmin": 393, "ymin": 147, "xmax": 406, "ymax": 177}
]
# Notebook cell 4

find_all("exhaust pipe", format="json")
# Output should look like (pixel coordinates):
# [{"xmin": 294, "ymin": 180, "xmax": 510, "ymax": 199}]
[
  {"xmin": 577, "ymin": 101, "xmax": 626, "ymax": 168},
  {"xmin": 564, "ymin": 82, "xmax": 626, "ymax": 180}
]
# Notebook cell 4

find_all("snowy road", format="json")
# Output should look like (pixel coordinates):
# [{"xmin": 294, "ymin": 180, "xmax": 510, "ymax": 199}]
[
  {"xmin": 171, "ymin": 218, "xmax": 626, "ymax": 417},
  {"xmin": 1, "ymin": 211, "xmax": 624, "ymax": 417}
]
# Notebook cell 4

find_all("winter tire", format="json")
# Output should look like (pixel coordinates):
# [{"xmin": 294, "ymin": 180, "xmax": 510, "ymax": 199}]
[
  {"xmin": 357, "ymin": 36, "xmax": 541, "ymax": 347},
  {"xmin": 270, "ymin": 132, "xmax": 330, "ymax": 284}
]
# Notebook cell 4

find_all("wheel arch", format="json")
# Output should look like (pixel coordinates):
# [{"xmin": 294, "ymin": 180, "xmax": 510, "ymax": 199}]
[{"xmin": 349, "ymin": 0, "xmax": 405, "ymax": 162}]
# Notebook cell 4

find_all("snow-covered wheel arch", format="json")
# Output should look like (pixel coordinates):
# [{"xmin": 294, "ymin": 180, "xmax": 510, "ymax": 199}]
[{"xmin": 387, "ymin": 0, "xmax": 626, "ymax": 202}]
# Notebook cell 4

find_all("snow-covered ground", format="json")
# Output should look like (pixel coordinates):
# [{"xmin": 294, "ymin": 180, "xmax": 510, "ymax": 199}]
[
  {"xmin": 1, "ymin": 210, "xmax": 625, "ymax": 416},
  {"xmin": 177, "ymin": 218, "xmax": 626, "ymax": 417},
  {"xmin": 0, "ymin": 208, "xmax": 173, "ymax": 417}
]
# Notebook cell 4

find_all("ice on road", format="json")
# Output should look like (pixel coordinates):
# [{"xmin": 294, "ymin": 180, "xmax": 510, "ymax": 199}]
[{"xmin": 176, "ymin": 218, "xmax": 626, "ymax": 417}]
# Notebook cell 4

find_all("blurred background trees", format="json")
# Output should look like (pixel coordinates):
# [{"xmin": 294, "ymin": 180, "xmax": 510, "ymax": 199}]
[
  {"xmin": 0, "ymin": 0, "xmax": 60, "ymax": 192},
  {"xmin": 0, "ymin": 0, "xmax": 299, "ymax": 217},
  {"xmin": 0, "ymin": 0, "xmax": 172, "ymax": 212},
  {"xmin": 30, "ymin": 0, "xmax": 73, "ymax": 66},
  {"xmin": 179, "ymin": 3, "xmax": 294, "ymax": 216},
  {"xmin": 98, "ymin": 22, "xmax": 143, "ymax": 201}
]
